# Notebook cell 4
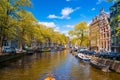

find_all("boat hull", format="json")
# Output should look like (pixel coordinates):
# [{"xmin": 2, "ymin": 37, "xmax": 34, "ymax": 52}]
[
  {"xmin": 77, "ymin": 53, "xmax": 91, "ymax": 61},
  {"xmin": 90, "ymin": 60, "xmax": 110, "ymax": 72}
]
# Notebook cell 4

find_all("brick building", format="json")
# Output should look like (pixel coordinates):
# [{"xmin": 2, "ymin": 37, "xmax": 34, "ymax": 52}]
[{"xmin": 90, "ymin": 8, "xmax": 111, "ymax": 52}]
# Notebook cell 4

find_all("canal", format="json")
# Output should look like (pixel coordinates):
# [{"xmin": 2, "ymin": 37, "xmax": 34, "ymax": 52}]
[{"xmin": 0, "ymin": 50, "xmax": 119, "ymax": 80}]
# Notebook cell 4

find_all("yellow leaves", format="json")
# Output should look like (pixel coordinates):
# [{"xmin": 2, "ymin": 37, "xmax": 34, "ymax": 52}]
[
  {"xmin": 118, "ymin": 15, "xmax": 120, "ymax": 22},
  {"xmin": 116, "ymin": 27, "xmax": 120, "ymax": 36},
  {"xmin": 71, "ymin": 38, "xmax": 77, "ymax": 45},
  {"xmin": 75, "ymin": 22, "xmax": 88, "ymax": 31},
  {"xmin": 68, "ymin": 30, "xmax": 74, "ymax": 37},
  {"xmin": 14, "ymin": 0, "xmax": 31, "ymax": 7},
  {"xmin": 0, "ymin": 0, "xmax": 68, "ymax": 46},
  {"xmin": 68, "ymin": 21, "xmax": 89, "ymax": 47}
]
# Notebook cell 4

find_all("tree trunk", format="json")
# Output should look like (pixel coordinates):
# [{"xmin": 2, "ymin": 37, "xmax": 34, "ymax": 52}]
[
  {"xmin": 80, "ymin": 30, "xmax": 84, "ymax": 47},
  {"xmin": 18, "ymin": 39, "xmax": 23, "ymax": 50},
  {"xmin": 0, "ymin": 36, "xmax": 3, "ymax": 53},
  {"xmin": 0, "ymin": 26, "xmax": 4, "ymax": 53},
  {"xmin": 18, "ymin": 32, "xmax": 23, "ymax": 50},
  {"xmin": 80, "ymin": 38, "xmax": 83, "ymax": 47}
]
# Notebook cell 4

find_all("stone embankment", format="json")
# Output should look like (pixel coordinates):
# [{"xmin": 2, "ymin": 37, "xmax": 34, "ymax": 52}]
[
  {"xmin": 0, "ymin": 53, "xmax": 25, "ymax": 63},
  {"xmin": 91, "ymin": 57, "xmax": 120, "ymax": 73}
]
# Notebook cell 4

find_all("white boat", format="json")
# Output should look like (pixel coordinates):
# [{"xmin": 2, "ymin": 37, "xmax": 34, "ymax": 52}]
[{"xmin": 77, "ymin": 53, "xmax": 91, "ymax": 61}]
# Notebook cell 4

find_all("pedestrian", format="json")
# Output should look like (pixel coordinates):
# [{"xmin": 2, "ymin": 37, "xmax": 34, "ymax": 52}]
[{"xmin": 44, "ymin": 73, "xmax": 55, "ymax": 80}]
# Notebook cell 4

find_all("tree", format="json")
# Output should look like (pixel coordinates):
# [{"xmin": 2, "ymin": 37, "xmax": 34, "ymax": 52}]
[
  {"xmin": 68, "ymin": 22, "xmax": 89, "ymax": 47},
  {"xmin": 71, "ymin": 38, "xmax": 79, "ymax": 45},
  {"xmin": 0, "ymin": 0, "xmax": 69, "ymax": 52},
  {"xmin": 0, "ymin": 0, "xmax": 32, "ymax": 52},
  {"xmin": 113, "ymin": 15, "xmax": 120, "ymax": 35},
  {"xmin": 107, "ymin": 0, "xmax": 120, "ymax": 41},
  {"xmin": 16, "ymin": 10, "xmax": 37, "ymax": 49}
]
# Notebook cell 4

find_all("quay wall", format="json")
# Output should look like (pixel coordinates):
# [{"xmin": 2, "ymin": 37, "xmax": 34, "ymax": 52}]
[
  {"xmin": 96, "ymin": 58, "xmax": 120, "ymax": 73},
  {"xmin": 0, "ymin": 53, "xmax": 25, "ymax": 63}
]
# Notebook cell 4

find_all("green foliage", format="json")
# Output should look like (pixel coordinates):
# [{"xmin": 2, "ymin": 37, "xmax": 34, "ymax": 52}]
[
  {"xmin": 118, "ymin": 15, "xmax": 120, "ymax": 21},
  {"xmin": 0, "ymin": 0, "xmax": 32, "ymax": 50},
  {"xmin": 68, "ymin": 21, "xmax": 89, "ymax": 47},
  {"xmin": 115, "ymin": 15, "xmax": 120, "ymax": 35},
  {"xmin": 107, "ymin": 0, "xmax": 120, "ymax": 38},
  {"xmin": 0, "ymin": 0, "xmax": 68, "ymax": 51},
  {"xmin": 107, "ymin": 0, "xmax": 120, "ymax": 2}
]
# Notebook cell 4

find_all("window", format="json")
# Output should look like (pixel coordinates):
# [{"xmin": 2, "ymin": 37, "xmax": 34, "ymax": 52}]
[{"xmin": 118, "ymin": 23, "xmax": 120, "ymax": 27}]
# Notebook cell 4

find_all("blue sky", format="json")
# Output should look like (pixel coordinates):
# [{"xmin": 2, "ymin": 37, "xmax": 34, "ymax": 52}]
[{"xmin": 28, "ymin": 0, "xmax": 113, "ymax": 35}]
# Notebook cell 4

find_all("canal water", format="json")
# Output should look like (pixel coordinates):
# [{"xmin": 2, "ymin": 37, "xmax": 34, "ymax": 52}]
[{"xmin": 0, "ymin": 50, "xmax": 119, "ymax": 80}]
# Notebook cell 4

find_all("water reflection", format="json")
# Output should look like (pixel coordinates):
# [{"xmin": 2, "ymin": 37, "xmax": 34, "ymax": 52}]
[{"xmin": 0, "ymin": 50, "xmax": 119, "ymax": 80}]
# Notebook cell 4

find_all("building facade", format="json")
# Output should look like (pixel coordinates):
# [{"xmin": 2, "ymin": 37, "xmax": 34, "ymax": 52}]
[
  {"xmin": 110, "ymin": 1, "xmax": 120, "ymax": 52},
  {"xmin": 89, "ymin": 17, "xmax": 100, "ymax": 51},
  {"xmin": 90, "ymin": 8, "xmax": 111, "ymax": 52}
]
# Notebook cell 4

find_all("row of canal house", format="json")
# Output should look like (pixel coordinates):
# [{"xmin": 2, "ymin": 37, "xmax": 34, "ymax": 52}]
[
  {"xmin": 90, "ymin": 1, "xmax": 120, "ymax": 53},
  {"xmin": 2, "ymin": 33, "xmax": 70, "ymax": 51},
  {"xmin": 2, "ymin": 38, "xmax": 61, "ymax": 50},
  {"xmin": 2, "ymin": 36, "xmax": 64, "ymax": 52}
]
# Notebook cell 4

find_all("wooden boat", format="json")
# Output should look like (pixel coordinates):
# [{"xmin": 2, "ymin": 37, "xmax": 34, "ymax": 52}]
[{"xmin": 90, "ymin": 60, "xmax": 110, "ymax": 72}]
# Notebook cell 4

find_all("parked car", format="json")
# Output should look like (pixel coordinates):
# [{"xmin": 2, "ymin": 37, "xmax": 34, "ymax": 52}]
[
  {"xmin": 2, "ymin": 47, "xmax": 16, "ymax": 53},
  {"xmin": 15, "ymin": 48, "xmax": 26, "ymax": 53}
]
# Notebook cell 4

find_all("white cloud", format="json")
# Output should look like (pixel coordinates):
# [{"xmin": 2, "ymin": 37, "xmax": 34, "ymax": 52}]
[
  {"xmin": 66, "ymin": 0, "xmax": 70, "ymax": 1},
  {"xmin": 87, "ymin": 20, "xmax": 92, "ymax": 26},
  {"xmin": 39, "ymin": 21, "xmax": 60, "ymax": 31},
  {"xmin": 48, "ymin": 14, "xmax": 58, "ymax": 19},
  {"xmin": 61, "ymin": 7, "xmax": 74, "ymax": 17},
  {"xmin": 61, "ymin": 30, "xmax": 69, "ymax": 36},
  {"xmin": 47, "ymin": 7, "xmax": 80, "ymax": 19},
  {"xmin": 65, "ymin": 25, "xmax": 74, "ymax": 28},
  {"xmin": 39, "ymin": 22, "xmax": 56, "ymax": 28},
  {"xmin": 61, "ymin": 7, "xmax": 80, "ymax": 19},
  {"xmin": 96, "ymin": 0, "xmax": 105, "ymax": 4},
  {"xmin": 54, "ymin": 26, "xmax": 60, "ymax": 31},
  {"xmin": 91, "ymin": 8, "xmax": 95, "ymax": 11},
  {"xmin": 66, "ymin": 0, "xmax": 77, "ymax": 2}
]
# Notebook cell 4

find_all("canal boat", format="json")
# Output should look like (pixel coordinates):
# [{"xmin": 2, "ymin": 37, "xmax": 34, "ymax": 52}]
[
  {"xmin": 44, "ymin": 73, "xmax": 55, "ymax": 80},
  {"xmin": 77, "ymin": 53, "xmax": 91, "ymax": 61},
  {"xmin": 44, "ymin": 77, "xmax": 55, "ymax": 80},
  {"xmin": 90, "ymin": 60, "xmax": 110, "ymax": 72},
  {"xmin": 26, "ymin": 49, "xmax": 34, "ymax": 55}
]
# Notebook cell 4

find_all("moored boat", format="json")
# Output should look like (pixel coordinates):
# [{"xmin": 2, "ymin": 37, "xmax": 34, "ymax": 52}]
[
  {"xmin": 90, "ymin": 60, "xmax": 110, "ymax": 72},
  {"xmin": 77, "ymin": 53, "xmax": 91, "ymax": 61},
  {"xmin": 26, "ymin": 49, "xmax": 34, "ymax": 55}
]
